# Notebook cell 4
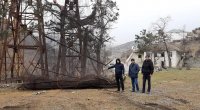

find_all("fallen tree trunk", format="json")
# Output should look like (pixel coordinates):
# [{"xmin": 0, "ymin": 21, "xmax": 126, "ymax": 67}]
[{"xmin": 20, "ymin": 77, "xmax": 116, "ymax": 90}]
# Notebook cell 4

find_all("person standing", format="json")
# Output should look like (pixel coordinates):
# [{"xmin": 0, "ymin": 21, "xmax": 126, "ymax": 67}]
[
  {"xmin": 108, "ymin": 58, "xmax": 125, "ymax": 92},
  {"xmin": 128, "ymin": 59, "xmax": 140, "ymax": 92},
  {"xmin": 142, "ymin": 55, "xmax": 154, "ymax": 94}
]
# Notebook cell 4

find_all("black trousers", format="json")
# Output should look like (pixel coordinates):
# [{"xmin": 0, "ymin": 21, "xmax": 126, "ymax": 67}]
[
  {"xmin": 142, "ymin": 75, "xmax": 151, "ymax": 92},
  {"xmin": 115, "ymin": 75, "xmax": 124, "ymax": 91}
]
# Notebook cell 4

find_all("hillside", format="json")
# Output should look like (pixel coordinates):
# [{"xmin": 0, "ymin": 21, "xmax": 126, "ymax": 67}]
[{"xmin": 108, "ymin": 41, "xmax": 136, "ymax": 58}]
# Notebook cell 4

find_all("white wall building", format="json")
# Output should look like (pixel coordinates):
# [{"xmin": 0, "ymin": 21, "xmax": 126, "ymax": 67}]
[
  {"xmin": 126, "ymin": 43, "xmax": 182, "ymax": 68},
  {"xmin": 167, "ymin": 29, "xmax": 188, "ymax": 41},
  {"xmin": 125, "ymin": 45, "xmax": 144, "ymax": 67},
  {"xmin": 144, "ymin": 50, "xmax": 181, "ymax": 68}
]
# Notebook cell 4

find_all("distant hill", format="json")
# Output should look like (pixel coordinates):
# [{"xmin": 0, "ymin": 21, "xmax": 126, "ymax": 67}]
[{"xmin": 108, "ymin": 41, "xmax": 136, "ymax": 58}]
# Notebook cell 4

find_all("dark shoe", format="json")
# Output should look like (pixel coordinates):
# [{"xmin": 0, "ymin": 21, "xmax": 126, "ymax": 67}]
[
  {"xmin": 141, "ymin": 91, "xmax": 145, "ymax": 93},
  {"xmin": 132, "ymin": 90, "xmax": 135, "ymax": 92}
]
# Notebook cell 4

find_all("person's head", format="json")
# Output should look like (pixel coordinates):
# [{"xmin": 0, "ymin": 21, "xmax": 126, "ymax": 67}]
[
  {"xmin": 116, "ymin": 58, "xmax": 121, "ymax": 64},
  {"xmin": 131, "ymin": 58, "xmax": 135, "ymax": 63},
  {"xmin": 145, "ymin": 54, "xmax": 150, "ymax": 59}
]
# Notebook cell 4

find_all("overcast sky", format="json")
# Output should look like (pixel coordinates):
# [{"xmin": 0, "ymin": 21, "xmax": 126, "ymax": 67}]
[
  {"xmin": 109, "ymin": 0, "xmax": 200, "ymax": 45},
  {"xmin": 51, "ymin": 0, "xmax": 200, "ymax": 46}
]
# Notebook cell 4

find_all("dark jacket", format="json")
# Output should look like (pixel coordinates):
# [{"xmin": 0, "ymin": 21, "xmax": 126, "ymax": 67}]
[
  {"xmin": 142, "ymin": 59, "xmax": 154, "ymax": 76},
  {"xmin": 108, "ymin": 63, "xmax": 125, "ymax": 76},
  {"xmin": 128, "ymin": 63, "xmax": 140, "ymax": 78}
]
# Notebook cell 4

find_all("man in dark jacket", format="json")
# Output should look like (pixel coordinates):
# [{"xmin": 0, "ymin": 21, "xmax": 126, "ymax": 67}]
[
  {"xmin": 128, "ymin": 59, "xmax": 140, "ymax": 92},
  {"xmin": 142, "ymin": 55, "xmax": 154, "ymax": 94},
  {"xmin": 108, "ymin": 58, "xmax": 125, "ymax": 92}
]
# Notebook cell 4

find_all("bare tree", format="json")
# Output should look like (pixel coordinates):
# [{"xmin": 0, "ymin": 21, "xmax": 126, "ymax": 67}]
[
  {"xmin": 43, "ymin": 0, "xmax": 118, "ymax": 77},
  {"xmin": 0, "ymin": 0, "xmax": 9, "ymax": 81},
  {"xmin": 91, "ymin": 0, "xmax": 119, "ymax": 75},
  {"xmin": 152, "ymin": 16, "xmax": 172, "ymax": 68},
  {"xmin": 176, "ymin": 26, "xmax": 191, "ymax": 70},
  {"xmin": 0, "ymin": 0, "xmax": 119, "ymax": 84}
]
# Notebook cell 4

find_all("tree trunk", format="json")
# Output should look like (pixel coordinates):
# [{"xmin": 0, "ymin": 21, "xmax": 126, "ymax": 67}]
[
  {"xmin": 81, "ymin": 29, "xmax": 88, "ymax": 76},
  {"xmin": 96, "ymin": 0, "xmax": 104, "ymax": 76},
  {"xmin": 75, "ymin": 0, "xmax": 87, "ymax": 76},
  {"xmin": 163, "ymin": 38, "xmax": 171, "ymax": 68},
  {"xmin": 37, "ymin": 0, "xmax": 49, "ymax": 78},
  {"xmin": 56, "ymin": 39, "xmax": 62, "ymax": 76},
  {"xmin": 96, "ymin": 44, "xmax": 101, "ymax": 75},
  {"xmin": 0, "ymin": 18, "xmax": 7, "ymax": 82},
  {"xmin": 55, "ymin": 8, "xmax": 67, "ymax": 75},
  {"xmin": 10, "ymin": 0, "xmax": 21, "ymax": 79}
]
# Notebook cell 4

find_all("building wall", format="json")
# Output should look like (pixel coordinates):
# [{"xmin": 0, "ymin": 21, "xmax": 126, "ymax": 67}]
[
  {"xmin": 144, "ymin": 51, "xmax": 181, "ymax": 68},
  {"xmin": 169, "ymin": 33, "xmax": 187, "ymax": 41},
  {"xmin": 172, "ymin": 51, "xmax": 181, "ymax": 67},
  {"xmin": 126, "ymin": 52, "xmax": 144, "ymax": 67},
  {"xmin": 119, "ymin": 52, "xmax": 144, "ymax": 74},
  {"xmin": 154, "ymin": 53, "xmax": 164, "ymax": 67},
  {"xmin": 164, "ymin": 51, "xmax": 181, "ymax": 67}
]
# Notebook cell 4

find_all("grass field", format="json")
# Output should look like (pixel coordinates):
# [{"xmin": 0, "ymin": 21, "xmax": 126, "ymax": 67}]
[
  {"xmin": 136, "ymin": 68, "xmax": 200, "ymax": 87},
  {"xmin": 124, "ymin": 68, "xmax": 200, "ymax": 110},
  {"xmin": 0, "ymin": 68, "xmax": 199, "ymax": 110}
]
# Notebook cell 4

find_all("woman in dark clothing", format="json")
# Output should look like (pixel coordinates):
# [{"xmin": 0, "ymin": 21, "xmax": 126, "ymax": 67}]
[
  {"xmin": 142, "ymin": 55, "xmax": 154, "ymax": 94},
  {"xmin": 108, "ymin": 58, "xmax": 125, "ymax": 92}
]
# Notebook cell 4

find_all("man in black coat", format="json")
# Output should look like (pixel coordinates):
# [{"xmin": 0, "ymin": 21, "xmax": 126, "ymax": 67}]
[
  {"xmin": 108, "ymin": 58, "xmax": 125, "ymax": 92},
  {"xmin": 142, "ymin": 55, "xmax": 154, "ymax": 94}
]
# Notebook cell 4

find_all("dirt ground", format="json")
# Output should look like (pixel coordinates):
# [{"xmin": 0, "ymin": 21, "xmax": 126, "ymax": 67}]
[{"xmin": 0, "ymin": 68, "xmax": 200, "ymax": 110}]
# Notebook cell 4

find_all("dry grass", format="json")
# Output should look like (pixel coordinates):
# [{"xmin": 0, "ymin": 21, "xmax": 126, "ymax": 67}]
[
  {"xmin": 124, "ymin": 68, "xmax": 200, "ymax": 110},
  {"xmin": 134, "ymin": 68, "xmax": 200, "ymax": 87},
  {"xmin": 0, "ymin": 68, "xmax": 200, "ymax": 110}
]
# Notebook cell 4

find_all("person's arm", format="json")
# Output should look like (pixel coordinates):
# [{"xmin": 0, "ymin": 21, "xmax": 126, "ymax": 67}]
[
  {"xmin": 108, "ymin": 65, "xmax": 115, "ymax": 69},
  {"xmin": 137, "ymin": 64, "xmax": 140, "ymax": 73},
  {"xmin": 150, "ymin": 61, "xmax": 154, "ymax": 75},
  {"xmin": 141, "ymin": 62, "xmax": 144, "ymax": 74},
  {"xmin": 128, "ymin": 65, "xmax": 131, "ymax": 76},
  {"xmin": 122, "ymin": 64, "xmax": 125, "ymax": 75}
]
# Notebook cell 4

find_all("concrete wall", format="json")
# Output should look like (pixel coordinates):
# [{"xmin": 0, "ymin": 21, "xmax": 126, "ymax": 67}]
[{"xmin": 163, "ymin": 51, "xmax": 181, "ymax": 68}]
